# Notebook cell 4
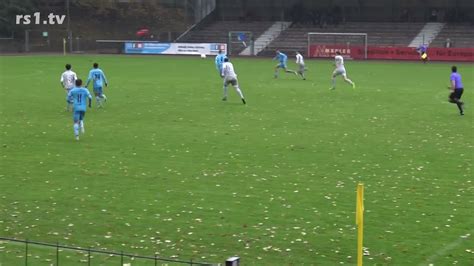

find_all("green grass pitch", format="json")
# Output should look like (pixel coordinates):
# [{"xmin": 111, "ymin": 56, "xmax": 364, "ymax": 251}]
[{"xmin": 0, "ymin": 55, "xmax": 473, "ymax": 265}]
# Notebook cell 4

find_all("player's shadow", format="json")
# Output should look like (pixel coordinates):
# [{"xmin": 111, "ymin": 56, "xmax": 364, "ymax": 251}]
[{"xmin": 222, "ymin": 102, "xmax": 246, "ymax": 106}]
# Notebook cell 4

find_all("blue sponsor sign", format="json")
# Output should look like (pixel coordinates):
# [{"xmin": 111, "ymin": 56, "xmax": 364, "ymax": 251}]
[{"xmin": 124, "ymin": 42, "xmax": 172, "ymax": 54}]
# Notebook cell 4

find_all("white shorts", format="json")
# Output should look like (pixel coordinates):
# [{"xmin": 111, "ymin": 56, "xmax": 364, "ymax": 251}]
[
  {"xmin": 224, "ymin": 77, "xmax": 238, "ymax": 86},
  {"xmin": 333, "ymin": 67, "xmax": 347, "ymax": 77},
  {"xmin": 298, "ymin": 63, "xmax": 305, "ymax": 73}
]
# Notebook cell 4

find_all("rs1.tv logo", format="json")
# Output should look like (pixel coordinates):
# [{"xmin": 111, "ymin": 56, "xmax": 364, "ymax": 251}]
[{"xmin": 16, "ymin": 12, "xmax": 66, "ymax": 25}]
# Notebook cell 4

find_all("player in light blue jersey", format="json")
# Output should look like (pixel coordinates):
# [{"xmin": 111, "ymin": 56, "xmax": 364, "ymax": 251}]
[
  {"xmin": 215, "ymin": 49, "xmax": 227, "ymax": 77},
  {"xmin": 86, "ymin": 63, "xmax": 108, "ymax": 107},
  {"xmin": 273, "ymin": 50, "xmax": 297, "ymax": 78},
  {"xmin": 67, "ymin": 79, "xmax": 92, "ymax": 140}
]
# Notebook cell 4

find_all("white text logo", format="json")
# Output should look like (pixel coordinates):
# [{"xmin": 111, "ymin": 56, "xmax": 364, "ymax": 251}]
[{"xmin": 16, "ymin": 12, "xmax": 66, "ymax": 25}]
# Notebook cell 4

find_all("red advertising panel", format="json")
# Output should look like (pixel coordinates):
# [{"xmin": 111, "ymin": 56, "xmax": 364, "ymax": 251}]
[
  {"xmin": 309, "ymin": 45, "xmax": 474, "ymax": 62},
  {"xmin": 428, "ymin": 48, "xmax": 474, "ymax": 62},
  {"xmin": 366, "ymin": 46, "xmax": 419, "ymax": 60},
  {"xmin": 309, "ymin": 45, "xmax": 365, "ymax": 59}
]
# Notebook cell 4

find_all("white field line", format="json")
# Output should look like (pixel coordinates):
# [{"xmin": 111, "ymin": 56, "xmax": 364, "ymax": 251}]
[{"xmin": 419, "ymin": 229, "xmax": 473, "ymax": 266}]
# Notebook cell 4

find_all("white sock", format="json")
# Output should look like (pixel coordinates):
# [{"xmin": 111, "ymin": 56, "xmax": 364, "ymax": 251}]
[
  {"xmin": 235, "ymin": 86, "xmax": 244, "ymax": 99},
  {"xmin": 223, "ymin": 86, "xmax": 228, "ymax": 98},
  {"xmin": 73, "ymin": 123, "xmax": 79, "ymax": 137}
]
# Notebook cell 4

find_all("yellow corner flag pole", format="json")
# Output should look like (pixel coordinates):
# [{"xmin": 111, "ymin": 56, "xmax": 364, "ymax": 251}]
[
  {"xmin": 356, "ymin": 183, "xmax": 364, "ymax": 266},
  {"xmin": 63, "ymin": 38, "xmax": 66, "ymax": 56}
]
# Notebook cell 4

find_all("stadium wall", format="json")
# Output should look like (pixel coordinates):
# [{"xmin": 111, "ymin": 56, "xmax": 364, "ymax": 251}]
[{"xmin": 216, "ymin": 0, "xmax": 474, "ymax": 23}]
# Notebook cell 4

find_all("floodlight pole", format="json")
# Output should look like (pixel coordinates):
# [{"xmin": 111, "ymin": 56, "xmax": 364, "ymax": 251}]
[{"xmin": 66, "ymin": 0, "xmax": 72, "ymax": 53}]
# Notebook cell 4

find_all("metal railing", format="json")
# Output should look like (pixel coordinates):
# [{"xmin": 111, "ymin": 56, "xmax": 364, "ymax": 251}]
[{"xmin": 0, "ymin": 237, "xmax": 216, "ymax": 265}]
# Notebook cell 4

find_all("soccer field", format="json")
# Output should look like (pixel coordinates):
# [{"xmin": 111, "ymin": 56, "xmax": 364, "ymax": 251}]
[{"xmin": 0, "ymin": 55, "xmax": 473, "ymax": 265}]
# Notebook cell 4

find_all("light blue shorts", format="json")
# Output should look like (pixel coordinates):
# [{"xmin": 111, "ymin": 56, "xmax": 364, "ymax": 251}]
[
  {"xmin": 93, "ymin": 86, "xmax": 103, "ymax": 95},
  {"xmin": 73, "ymin": 111, "xmax": 85, "ymax": 122}
]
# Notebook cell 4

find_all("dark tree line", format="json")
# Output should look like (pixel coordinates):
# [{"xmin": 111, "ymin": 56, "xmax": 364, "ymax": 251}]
[
  {"xmin": 0, "ymin": 0, "xmax": 186, "ymax": 38},
  {"xmin": 0, "ymin": 0, "xmax": 37, "ymax": 37}
]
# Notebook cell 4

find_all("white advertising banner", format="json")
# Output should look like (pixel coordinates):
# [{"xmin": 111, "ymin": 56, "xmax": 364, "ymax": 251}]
[{"xmin": 124, "ymin": 42, "xmax": 227, "ymax": 55}]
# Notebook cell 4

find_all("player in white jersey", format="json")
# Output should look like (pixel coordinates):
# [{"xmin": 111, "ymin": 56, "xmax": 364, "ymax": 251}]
[
  {"xmin": 221, "ymin": 58, "xmax": 246, "ymax": 104},
  {"xmin": 60, "ymin": 64, "xmax": 77, "ymax": 111},
  {"xmin": 330, "ymin": 51, "xmax": 355, "ymax": 90},
  {"xmin": 295, "ymin": 51, "xmax": 306, "ymax": 80}
]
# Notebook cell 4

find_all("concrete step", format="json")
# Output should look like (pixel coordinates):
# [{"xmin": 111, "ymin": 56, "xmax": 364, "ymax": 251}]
[
  {"xmin": 240, "ymin": 21, "xmax": 292, "ymax": 56},
  {"xmin": 409, "ymin": 22, "xmax": 445, "ymax": 47}
]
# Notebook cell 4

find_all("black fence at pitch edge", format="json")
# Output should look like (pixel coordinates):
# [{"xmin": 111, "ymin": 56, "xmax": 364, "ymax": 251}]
[{"xmin": 0, "ymin": 237, "xmax": 217, "ymax": 265}]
